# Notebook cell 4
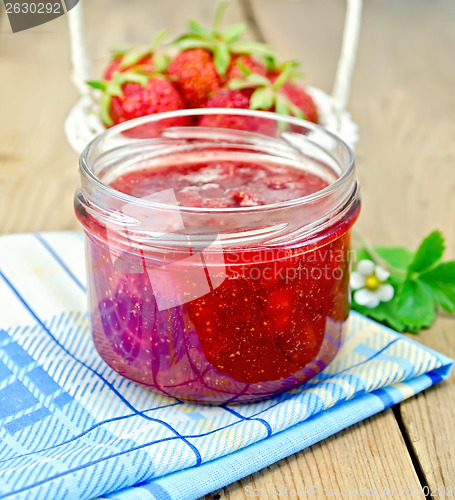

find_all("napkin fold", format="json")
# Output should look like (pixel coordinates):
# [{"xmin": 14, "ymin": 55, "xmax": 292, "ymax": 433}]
[{"xmin": 0, "ymin": 232, "xmax": 452, "ymax": 500}]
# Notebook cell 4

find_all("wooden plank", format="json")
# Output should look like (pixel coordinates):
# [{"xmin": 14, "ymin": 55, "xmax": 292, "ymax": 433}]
[
  {"xmin": 206, "ymin": 409, "xmax": 421, "ymax": 499},
  {"xmin": 400, "ymin": 318, "xmax": 455, "ymax": 494}
]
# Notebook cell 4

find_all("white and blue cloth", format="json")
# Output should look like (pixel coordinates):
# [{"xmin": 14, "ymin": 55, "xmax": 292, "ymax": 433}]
[{"xmin": 0, "ymin": 232, "xmax": 452, "ymax": 500}]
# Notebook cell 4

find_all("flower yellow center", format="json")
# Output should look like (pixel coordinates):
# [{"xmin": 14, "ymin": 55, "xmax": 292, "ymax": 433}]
[{"xmin": 364, "ymin": 275, "xmax": 381, "ymax": 291}]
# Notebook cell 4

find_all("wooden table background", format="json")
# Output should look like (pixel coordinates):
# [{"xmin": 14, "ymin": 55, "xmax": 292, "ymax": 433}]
[{"xmin": 1, "ymin": 0, "xmax": 454, "ymax": 497}]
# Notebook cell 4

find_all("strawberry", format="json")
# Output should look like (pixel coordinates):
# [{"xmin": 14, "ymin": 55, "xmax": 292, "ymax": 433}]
[
  {"xmin": 198, "ymin": 87, "xmax": 276, "ymax": 134},
  {"xmin": 167, "ymin": 2, "xmax": 272, "ymax": 108},
  {"xmin": 225, "ymin": 54, "xmax": 267, "ymax": 83},
  {"xmin": 199, "ymin": 61, "xmax": 318, "ymax": 131},
  {"xmin": 167, "ymin": 48, "xmax": 222, "ymax": 108},
  {"xmin": 102, "ymin": 30, "xmax": 170, "ymax": 81},
  {"xmin": 87, "ymin": 72, "xmax": 189, "ymax": 135},
  {"xmin": 275, "ymin": 80, "xmax": 318, "ymax": 124}
]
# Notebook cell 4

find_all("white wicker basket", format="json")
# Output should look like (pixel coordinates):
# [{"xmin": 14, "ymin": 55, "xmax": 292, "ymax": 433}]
[{"xmin": 64, "ymin": 0, "xmax": 362, "ymax": 153}]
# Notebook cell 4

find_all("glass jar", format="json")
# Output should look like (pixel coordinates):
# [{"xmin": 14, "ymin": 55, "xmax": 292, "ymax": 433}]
[{"xmin": 75, "ymin": 109, "xmax": 360, "ymax": 404}]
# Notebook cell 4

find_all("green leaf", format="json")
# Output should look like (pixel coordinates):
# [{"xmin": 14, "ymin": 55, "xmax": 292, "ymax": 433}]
[
  {"xmin": 289, "ymin": 102, "xmax": 306, "ymax": 120},
  {"xmin": 189, "ymin": 18, "xmax": 213, "ymax": 40},
  {"xmin": 176, "ymin": 38, "xmax": 212, "ymax": 51},
  {"xmin": 228, "ymin": 79, "xmax": 258, "ymax": 90},
  {"xmin": 230, "ymin": 40, "xmax": 274, "ymax": 56},
  {"xmin": 213, "ymin": 42, "xmax": 230, "ymax": 76},
  {"xmin": 120, "ymin": 46, "xmax": 151, "ymax": 69},
  {"xmin": 352, "ymin": 299, "xmax": 406, "ymax": 333},
  {"xmin": 153, "ymin": 53, "xmax": 170, "ymax": 73},
  {"xmin": 86, "ymin": 80, "xmax": 107, "ymax": 91},
  {"xmin": 408, "ymin": 231, "xmax": 445, "ymax": 275},
  {"xmin": 110, "ymin": 42, "xmax": 133, "ymax": 59},
  {"xmin": 420, "ymin": 261, "xmax": 455, "ymax": 313},
  {"xmin": 250, "ymin": 87, "xmax": 275, "ymax": 110},
  {"xmin": 275, "ymin": 92, "xmax": 290, "ymax": 116},
  {"xmin": 150, "ymin": 28, "xmax": 168, "ymax": 50},
  {"xmin": 374, "ymin": 247, "xmax": 414, "ymax": 272},
  {"xmin": 222, "ymin": 22, "xmax": 246, "ymax": 42},
  {"xmin": 396, "ymin": 279, "xmax": 436, "ymax": 331},
  {"xmin": 100, "ymin": 92, "xmax": 113, "ymax": 127},
  {"xmin": 212, "ymin": 1, "xmax": 229, "ymax": 33},
  {"xmin": 246, "ymin": 73, "xmax": 270, "ymax": 87}
]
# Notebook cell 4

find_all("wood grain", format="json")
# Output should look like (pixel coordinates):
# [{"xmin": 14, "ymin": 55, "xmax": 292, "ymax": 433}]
[
  {"xmin": 400, "ymin": 317, "xmax": 455, "ymax": 492},
  {"xmin": 206, "ymin": 409, "xmax": 421, "ymax": 499}
]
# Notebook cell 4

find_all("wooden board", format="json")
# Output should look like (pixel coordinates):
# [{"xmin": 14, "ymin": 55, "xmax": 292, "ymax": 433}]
[
  {"xmin": 400, "ymin": 317, "xmax": 455, "ymax": 492},
  {"xmin": 0, "ymin": 0, "xmax": 454, "ymax": 497},
  {"xmin": 206, "ymin": 409, "xmax": 421, "ymax": 499}
]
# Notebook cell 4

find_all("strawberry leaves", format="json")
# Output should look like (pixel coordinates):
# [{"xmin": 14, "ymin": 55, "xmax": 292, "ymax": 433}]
[
  {"xmin": 352, "ymin": 231, "xmax": 455, "ymax": 333},
  {"xmin": 88, "ymin": 72, "xmax": 149, "ymax": 126},
  {"xmin": 228, "ymin": 62, "xmax": 308, "ymax": 120},
  {"xmin": 172, "ymin": 1, "xmax": 273, "ymax": 76}
]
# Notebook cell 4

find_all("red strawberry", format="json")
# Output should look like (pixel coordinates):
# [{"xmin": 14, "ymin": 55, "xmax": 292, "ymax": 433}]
[
  {"xmin": 103, "ymin": 54, "xmax": 155, "ymax": 81},
  {"xmin": 276, "ymin": 81, "xmax": 318, "ymax": 124},
  {"xmin": 199, "ymin": 60, "xmax": 318, "ymax": 131},
  {"xmin": 87, "ymin": 72, "xmax": 189, "ymax": 136},
  {"xmin": 167, "ymin": 48, "xmax": 222, "ymax": 108},
  {"xmin": 199, "ymin": 87, "xmax": 276, "ymax": 134},
  {"xmin": 225, "ymin": 54, "xmax": 267, "ymax": 83},
  {"xmin": 101, "ymin": 30, "xmax": 170, "ymax": 81},
  {"xmin": 167, "ymin": 2, "xmax": 272, "ymax": 108}
]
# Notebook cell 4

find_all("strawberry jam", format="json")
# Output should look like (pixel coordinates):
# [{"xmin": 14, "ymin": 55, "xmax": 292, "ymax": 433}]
[{"xmin": 75, "ymin": 110, "xmax": 360, "ymax": 404}]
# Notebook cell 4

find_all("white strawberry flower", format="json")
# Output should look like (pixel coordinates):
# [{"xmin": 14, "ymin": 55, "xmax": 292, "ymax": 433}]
[{"xmin": 350, "ymin": 259, "xmax": 394, "ymax": 309}]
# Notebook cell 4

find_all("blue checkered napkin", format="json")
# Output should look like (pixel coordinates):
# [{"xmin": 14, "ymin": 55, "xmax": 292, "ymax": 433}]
[{"xmin": 0, "ymin": 232, "xmax": 452, "ymax": 500}]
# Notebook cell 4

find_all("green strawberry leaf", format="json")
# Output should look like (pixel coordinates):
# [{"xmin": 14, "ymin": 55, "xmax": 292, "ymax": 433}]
[
  {"xmin": 228, "ymin": 79, "xmax": 258, "ymax": 90},
  {"xmin": 176, "ymin": 38, "xmax": 212, "ymax": 51},
  {"xmin": 230, "ymin": 40, "xmax": 274, "ymax": 56},
  {"xmin": 189, "ymin": 18, "xmax": 214, "ymax": 40},
  {"xmin": 153, "ymin": 53, "xmax": 170, "ymax": 73},
  {"xmin": 352, "ymin": 230, "xmax": 454, "ymax": 333},
  {"xmin": 150, "ymin": 28, "xmax": 168, "ymax": 50},
  {"xmin": 250, "ymin": 87, "xmax": 275, "ymax": 110},
  {"xmin": 275, "ymin": 92, "xmax": 290, "ymax": 116},
  {"xmin": 100, "ymin": 93, "xmax": 113, "ymax": 126},
  {"xmin": 374, "ymin": 247, "xmax": 414, "ymax": 272},
  {"xmin": 352, "ymin": 299, "xmax": 405, "ymax": 333},
  {"xmin": 212, "ymin": 1, "xmax": 229, "ymax": 33},
  {"xmin": 420, "ymin": 261, "xmax": 455, "ymax": 313},
  {"xmin": 213, "ymin": 42, "xmax": 231, "ymax": 76},
  {"xmin": 289, "ymin": 102, "xmax": 306, "ymax": 120},
  {"xmin": 247, "ymin": 73, "xmax": 271, "ymax": 87},
  {"xmin": 87, "ymin": 80, "xmax": 107, "ymax": 91},
  {"xmin": 396, "ymin": 279, "xmax": 436, "ymax": 332},
  {"xmin": 222, "ymin": 22, "xmax": 246, "ymax": 42},
  {"xmin": 408, "ymin": 230, "xmax": 445, "ymax": 275},
  {"xmin": 110, "ymin": 43, "xmax": 133, "ymax": 59}
]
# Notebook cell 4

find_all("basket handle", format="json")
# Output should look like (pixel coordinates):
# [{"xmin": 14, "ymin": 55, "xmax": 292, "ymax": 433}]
[
  {"xmin": 67, "ymin": 1, "xmax": 91, "ymax": 96},
  {"xmin": 331, "ymin": 0, "xmax": 363, "ymax": 119},
  {"xmin": 67, "ymin": 0, "xmax": 363, "ymax": 116}
]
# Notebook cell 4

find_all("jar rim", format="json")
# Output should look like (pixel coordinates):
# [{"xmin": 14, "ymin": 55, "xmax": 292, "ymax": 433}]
[{"xmin": 79, "ymin": 108, "xmax": 355, "ymax": 214}]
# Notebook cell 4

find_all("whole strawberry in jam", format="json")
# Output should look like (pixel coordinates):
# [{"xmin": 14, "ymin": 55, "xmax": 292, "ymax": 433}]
[
  {"xmin": 87, "ymin": 72, "xmax": 189, "ymax": 135},
  {"xmin": 167, "ymin": 2, "xmax": 272, "ymax": 108}
]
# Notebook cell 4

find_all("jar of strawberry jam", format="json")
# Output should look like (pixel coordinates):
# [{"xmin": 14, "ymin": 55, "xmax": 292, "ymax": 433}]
[{"xmin": 75, "ymin": 109, "xmax": 360, "ymax": 404}]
